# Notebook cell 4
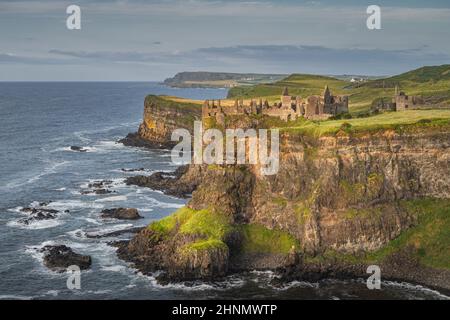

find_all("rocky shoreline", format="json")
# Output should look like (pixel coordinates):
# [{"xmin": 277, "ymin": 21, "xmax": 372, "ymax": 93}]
[
  {"xmin": 118, "ymin": 132, "xmax": 175, "ymax": 149},
  {"xmin": 113, "ymin": 160, "xmax": 450, "ymax": 292}
]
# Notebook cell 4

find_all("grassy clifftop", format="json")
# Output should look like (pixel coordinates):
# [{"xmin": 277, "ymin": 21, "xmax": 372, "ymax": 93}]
[{"xmin": 227, "ymin": 65, "xmax": 450, "ymax": 114}]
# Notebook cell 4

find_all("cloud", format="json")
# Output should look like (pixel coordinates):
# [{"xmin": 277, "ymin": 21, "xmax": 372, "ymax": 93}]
[
  {"xmin": 46, "ymin": 45, "xmax": 450, "ymax": 75},
  {"xmin": 1, "ymin": 0, "xmax": 449, "ymax": 21},
  {"xmin": 0, "ymin": 52, "xmax": 58, "ymax": 64}
]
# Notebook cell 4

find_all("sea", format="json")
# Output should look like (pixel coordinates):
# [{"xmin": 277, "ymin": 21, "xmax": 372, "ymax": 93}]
[{"xmin": 0, "ymin": 82, "xmax": 447, "ymax": 300}]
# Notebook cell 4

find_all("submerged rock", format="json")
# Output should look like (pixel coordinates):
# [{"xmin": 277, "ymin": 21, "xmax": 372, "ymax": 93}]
[
  {"xmin": 18, "ymin": 207, "xmax": 60, "ymax": 225},
  {"xmin": 88, "ymin": 180, "xmax": 113, "ymax": 189},
  {"xmin": 41, "ymin": 245, "xmax": 91, "ymax": 272},
  {"xmin": 80, "ymin": 188, "xmax": 113, "ymax": 195},
  {"xmin": 101, "ymin": 208, "xmax": 142, "ymax": 220},
  {"xmin": 119, "ymin": 132, "xmax": 174, "ymax": 149},
  {"xmin": 121, "ymin": 168, "xmax": 145, "ymax": 172},
  {"xmin": 70, "ymin": 146, "xmax": 87, "ymax": 152},
  {"xmin": 125, "ymin": 165, "xmax": 199, "ymax": 198},
  {"xmin": 85, "ymin": 226, "xmax": 144, "ymax": 239},
  {"xmin": 81, "ymin": 180, "xmax": 115, "ymax": 195}
]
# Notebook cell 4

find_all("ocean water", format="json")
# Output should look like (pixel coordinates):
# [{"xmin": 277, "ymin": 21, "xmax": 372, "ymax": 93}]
[{"xmin": 0, "ymin": 82, "xmax": 447, "ymax": 300}]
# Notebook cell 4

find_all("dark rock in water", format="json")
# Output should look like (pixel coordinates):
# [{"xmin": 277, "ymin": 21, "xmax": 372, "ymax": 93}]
[
  {"xmin": 125, "ymin": 165, "xmax": 198, "ymax": 198},
  {"xmin": 70, "ymin": 146, "xmax": 87, "ymax": 152},
  {"xmin": 121, "ymin": 168, "xmax": 145, "ymax": 172},
  {"xmin": 20, "ymin": 207, "xmax": 58, "ymax": 215},
  {"xmin": 88, "ymin": 180, "xmax": 113, "ymax": 189},
  {"xmin": 81, "ymin": 180, "xmax": 116, "ymax": 195},
  {"xmin": 101, "ymin": 208, "xmax": 142, "ymax": 220},
  {"xmin": 81, "ymin": 188, "xmax": 113, "ymax": 195},
  {"xmin": 41, "ymin": 245, "xmax": 91, "ymax": 272},
  {"xmin": 86, "ymin": 226, "xmax": 145, "ymax": 239},
  {"xmin": 18, "ymin": 207, "xmax": 60, "ymax": 225},
  {"xmin": 118, "ymin": 132, "xmax": 174, "ymax": 149}
]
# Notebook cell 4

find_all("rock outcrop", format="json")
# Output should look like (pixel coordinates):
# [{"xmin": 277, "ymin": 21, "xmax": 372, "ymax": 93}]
[
  {"xmin": 120, "ymin": 95, "xmax": 201, "ymax": 149},
  {"xmin": 41, "ymin": 245, "xmax": 92, "ymax": 272},
  {"xmin": 101, "ymin": 208, "xmax": 142, "ymax": 220},
  {"xmin": 125, "ymin": 165, "xmax": 201, "ymax": 198}
]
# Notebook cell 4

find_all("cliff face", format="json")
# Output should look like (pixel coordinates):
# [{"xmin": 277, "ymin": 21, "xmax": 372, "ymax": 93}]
[
  {"xmin": 136, "ymin": 95, "xmax": 201, "ymax": 146},
  {"xmin": 121, "ymin": 97, "xmax": 450, "ymax": 288},
  {"xmin": 188, "ymin": 129, "xmax": 450, "ymax": 254}
]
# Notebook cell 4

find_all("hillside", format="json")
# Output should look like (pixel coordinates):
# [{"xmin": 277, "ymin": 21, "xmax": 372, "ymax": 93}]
[
  {"xmin": 163, "ymin": 71, "xmax": 286, "ymax": 88},
  {"xmin": 227, "ymin": 65, "xmax": 450, "ymax": 114}
]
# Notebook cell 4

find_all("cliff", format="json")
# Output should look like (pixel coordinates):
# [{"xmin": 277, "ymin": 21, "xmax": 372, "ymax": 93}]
[
  {"xmin": 120, "ymin": 95, "xmax": 201, "ymax": 148},
  {"xmin": 118, "ymin": 97, "xmax": 450, "ymax": 291}
]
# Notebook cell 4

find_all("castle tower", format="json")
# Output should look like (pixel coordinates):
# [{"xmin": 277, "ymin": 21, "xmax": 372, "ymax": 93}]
[
  {"xmin": 281, "ymin": 87, "xmax": 291, "ymax": 108},
  {"xmin": 323, "ymin": 85, "xmax": 331, "ymax": 105}
]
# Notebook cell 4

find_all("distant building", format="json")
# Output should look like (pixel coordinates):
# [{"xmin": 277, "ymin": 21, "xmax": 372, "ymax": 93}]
[
  {"xmin": 393, "ymin": 86, "xmax": 424, "ymax": 111},
  {"xmin": 372, "ymin": 86, "xmax": 425, "ymax": 112},
  {"xmin": 202, "ymin": 86, "xmax": 349, "ymax": 124}
]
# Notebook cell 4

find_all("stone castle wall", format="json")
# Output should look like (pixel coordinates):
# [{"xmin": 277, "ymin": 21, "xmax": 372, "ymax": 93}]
[{"xmin": 203, "ymin": 86, "xmax": 349, "ymax": 124}]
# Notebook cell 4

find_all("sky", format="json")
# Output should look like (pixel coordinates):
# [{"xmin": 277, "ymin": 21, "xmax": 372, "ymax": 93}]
[{"xmin": 1, "ymin": 0, "xmax": 450, "ymax": 81}]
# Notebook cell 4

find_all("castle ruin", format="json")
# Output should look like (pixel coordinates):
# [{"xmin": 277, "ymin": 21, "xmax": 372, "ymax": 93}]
[
  {"xmin": 393, "ymin": 86, "xmax": 424, "ymax": 111},
  {"xmin": 374, "ymin": 86, "xmax": 424, "ymax": 112},
  {"xmin": 202, "ymin": 86, "xmax": 349, "ymax": 124}
]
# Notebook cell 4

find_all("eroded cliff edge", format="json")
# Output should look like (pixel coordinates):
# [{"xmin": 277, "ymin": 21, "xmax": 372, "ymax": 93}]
[
  {"xmin": 118, "ymin": 97, "xmax": 450, "ymax": 291},
  {"xmin": 120, "ymin": 95, "xmax": 201, "ymax": 148}
]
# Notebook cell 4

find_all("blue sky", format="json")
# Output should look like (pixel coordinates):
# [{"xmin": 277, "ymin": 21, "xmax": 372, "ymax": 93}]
[{"xmin": 1, "ymin": 0, "xmax": 450, "ymax": 80}]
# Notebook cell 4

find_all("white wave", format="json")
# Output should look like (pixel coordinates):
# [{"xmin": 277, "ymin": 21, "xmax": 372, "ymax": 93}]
[
  {"xmin": 0, "ymin": 160, "xmax": 69, "ymax": 190},
  {"xmin": 139, "ymin": 272, "xmax": 245, "ymax": 291},
  {"xmin": 136, "ymin": 208, "xmax": 154, "ymax": 213},
  {"xmin": 95, "ymin": 195, "xmax": 128, "ymax": 202},
  {"xmin": 78, "ymin": 217, "xmax": 102, "ymax": 225},
  {"xmin": 383, "ymin": 280, "xmax": 450, "ymax": 300},
  {"xmin": 54, "ymin": 146, "xmax": 92, "ymax": 153},
  {"xmin": 82, "ymin": 224, "xmax": 134, "ymax": 238},
  {"xmin": 7, "ymin": 217, "xmax": 63, "ymax": 230},
  {"xmin": 0, "ymin": 295, "xmax": 32, "ymax": 300},
  {"xmin": 25, "ymin": 240, "xmax": 57, "ymax": 265},
  {"xmin": 144, "ymin": 197, "xmax": 185, "ymax": 209},
  {"xmin": 101, "ymin": 265, "xmax": 127, "ymax": 273},
  {"xmin": 47, "ymin": 199, "xmax": 103, "ymax": 210},
  {"xmin": 7, "ymin": 206, "xmax": 25, "ymax": 214},
  {"xmin": 79, "ymin": 178, "xmax": 125, "ymax": 189},
  {"xmin": 67, "ymin": 228, "xmax": 87, "ymax": 239},
  {"xmin": 44, "ymin": 290, "xmax": 59, "ymax": 297},
  {"xmin": 54, "ymin": 187, "xmax": 66, "ymax": 191},
  {"xmin": 268, "ymin": 280, "xmax": 319, "ymax": 291}
]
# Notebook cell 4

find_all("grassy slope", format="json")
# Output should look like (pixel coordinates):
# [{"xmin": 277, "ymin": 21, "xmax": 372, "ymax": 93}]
[
  {"xmin": 282, "ymin": 109, "xmax": 450, "ymax": 137},
  {"xmin": 148, "ymin": 207, "xmax": 299, "ymax": 254},
  {"xmin": 314, "ymin": 199, "xmax": 450, "ymax": 270},
  {"xmin": 227, "ymin": 65, "xmax": 450, "ymax": 114},
  {"xmin": 146, "ymin": 199, "xmax": 449, "ymax": 270}
]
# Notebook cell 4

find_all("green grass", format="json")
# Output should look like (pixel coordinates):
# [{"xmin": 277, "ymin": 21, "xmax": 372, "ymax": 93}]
[
  {"xmin": 179, "ymin": 209, "xmax": 234, "ymax": 240},
  {"xmin": 180, "ymin": 239, "xmax": 229, "ymax": 255},
  {"xmin": 149, "ymin": 198, "xmax": 449, "ymax": 269},
  {"xmin": 238, "ymin": 224, "xmax": 300, "ymax": 254},
  {"xmin": 365, "ymin": 198, "xmax": 450, "ymax": 269},
  {"xmin": 282, "ymin": 109, "xmax": 450, "ymax": 137},
  {"xmin": 148, "ymin": 206, "xmax": 196, "ymax": 236},
  {"xmin": 149, "ymin": 206, "xmax": 233, "ymax": 240},
  {"xmin": 145, "ymin": 95, "xmax": 201, "ymax": 127},
  {"xmin": 149, "ymin": 207, "xmax": 301, "ymax": 255},
  {"xmin": 309, "ymin": 198, "xmax": 450, "ymax": 270},
  {"xmin": 227, "ymin": 65, "xmax": 450, "ymax": 114}
]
